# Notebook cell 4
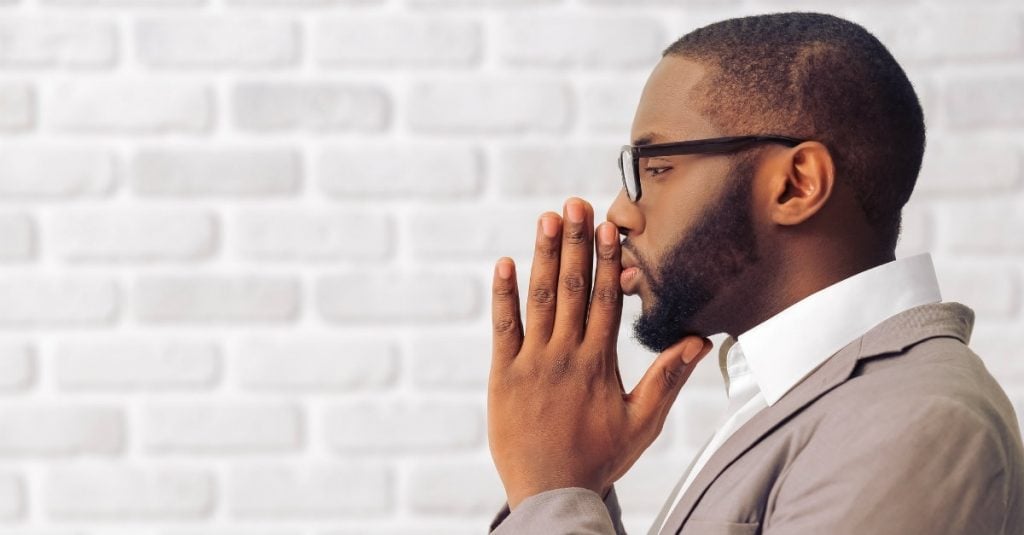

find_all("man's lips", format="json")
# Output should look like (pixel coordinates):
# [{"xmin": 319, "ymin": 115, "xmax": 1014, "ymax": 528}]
[
  {"xmin": 620, "ymin": 267, "xmax": 641, "ymax": 295},
  {"xmin": 620, "ymin": 250, "xmax": 642, "ymax": 296}
]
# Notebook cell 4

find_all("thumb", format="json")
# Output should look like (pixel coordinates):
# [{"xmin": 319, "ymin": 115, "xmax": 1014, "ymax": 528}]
[{"xmin": 627, "ymin": 336, "xmax": 712, "ymax": 424}]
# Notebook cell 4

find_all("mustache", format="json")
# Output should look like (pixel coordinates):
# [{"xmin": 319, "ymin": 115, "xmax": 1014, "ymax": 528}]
[{"xmin": 620, "ymin": 239, "xmax": 653, "ymax": 274}]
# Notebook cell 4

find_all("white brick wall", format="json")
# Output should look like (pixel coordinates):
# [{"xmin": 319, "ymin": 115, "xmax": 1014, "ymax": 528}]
[{"xmin": 0, "ymin": 1, "xmax": 1021, "ymax": 533}]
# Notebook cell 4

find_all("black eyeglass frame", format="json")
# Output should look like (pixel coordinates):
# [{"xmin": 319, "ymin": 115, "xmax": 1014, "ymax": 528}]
[{"xmin": 618, "ymin": 135, "xmax": 808, "ymax": 202}]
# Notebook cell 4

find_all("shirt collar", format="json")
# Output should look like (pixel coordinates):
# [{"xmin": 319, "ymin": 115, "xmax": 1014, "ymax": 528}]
[{"xmin": 719, "ymin": 253, "xmax": 942, "ymax": 406}]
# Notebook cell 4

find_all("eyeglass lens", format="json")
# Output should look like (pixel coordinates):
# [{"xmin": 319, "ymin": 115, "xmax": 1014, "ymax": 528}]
[{"xmin": 619, "ymin": 150, "xmax": 638, "ymax": 201}]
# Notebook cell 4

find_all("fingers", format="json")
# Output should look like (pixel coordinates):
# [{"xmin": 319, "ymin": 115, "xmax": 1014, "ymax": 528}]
[
  {"xmin": 492, "ymin": 257, "xmax": 524, "ymax": 365},
  {"xmin": 584, "ymin": 222, "xmax": 623, "ymax": 350},
  {"xmin": 553, "ymin": 198, "xmax": 594, "ymax": 341},
  {"xmin": 628, "ymin": 337, "xmax": 713, "ymax": 428},
  {"xmin": 524, "ymin": 212, "xmax": 562, "ymax": 344}
]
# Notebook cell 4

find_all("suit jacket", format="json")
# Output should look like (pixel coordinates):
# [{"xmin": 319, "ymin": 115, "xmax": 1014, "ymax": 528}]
[{"xmin": 489, "ymin": 302, "xmax": 1024, "ymax": 534}]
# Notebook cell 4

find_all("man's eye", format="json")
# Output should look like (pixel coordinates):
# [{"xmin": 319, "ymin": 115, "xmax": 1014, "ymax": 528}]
[{"xmin": 644, "ymin": 166, "xmax": 672, "ymax": 177}]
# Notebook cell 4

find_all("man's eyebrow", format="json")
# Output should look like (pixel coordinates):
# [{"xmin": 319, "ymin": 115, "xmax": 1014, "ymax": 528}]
[{"xmin": 631, "ymin": 133, "xmax": 661, "ymax": 147}]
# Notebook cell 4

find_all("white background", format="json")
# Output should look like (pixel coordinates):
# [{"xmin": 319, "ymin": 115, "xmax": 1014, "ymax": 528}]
[{"xmin": 0, "ymin": 0, "xmax": 1022, "ymax": 533}]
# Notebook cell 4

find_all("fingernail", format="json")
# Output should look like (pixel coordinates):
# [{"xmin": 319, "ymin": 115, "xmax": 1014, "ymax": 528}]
[
  {"xmin": 541, "ymin": 215, "xmax": 558, "ymax": 238},
  {"xmin": 497, "ymin": 259, "xmax": 512, "ymax": 280},
  {"xmin": 566, "ymin": 200, "xmax": 584, "ymax": 223},
  {"xmin": 600, "ymin": 222, "xmax": 618, "ymax": 246},
  {"xmin": 681, "ymin": 338, "xmax": 703, "ymax": 364}
]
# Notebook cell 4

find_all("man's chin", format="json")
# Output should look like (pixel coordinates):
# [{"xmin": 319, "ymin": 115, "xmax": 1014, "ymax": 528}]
[{"xmin": 631, "ymin": 304, "xmax": 710, "ymax": 353}]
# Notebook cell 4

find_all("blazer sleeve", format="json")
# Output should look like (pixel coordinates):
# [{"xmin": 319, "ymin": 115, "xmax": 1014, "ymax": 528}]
[
  {"xmin": 489, "ymin": 484, "xmax": 628, "ymax": 534},
  {"xmin": 763, "ymin": 396, "xmax": 1015, "ymax": 535}
]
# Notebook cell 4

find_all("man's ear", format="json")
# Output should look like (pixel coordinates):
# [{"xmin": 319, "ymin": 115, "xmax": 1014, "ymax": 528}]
[{"xmin": 767, "ymin": 141, "xmax": 835, "ymax": 227}]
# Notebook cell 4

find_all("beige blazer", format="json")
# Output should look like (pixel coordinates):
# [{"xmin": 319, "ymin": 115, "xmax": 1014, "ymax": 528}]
[{"xmin": 489, "ymin": 302, "xmax": 1024, "ymax": 534}]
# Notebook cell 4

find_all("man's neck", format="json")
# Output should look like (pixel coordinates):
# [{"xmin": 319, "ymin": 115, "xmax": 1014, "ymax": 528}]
[{"xmin": 714, "ymin": 248, "xmax": 896, "ymax": 339}]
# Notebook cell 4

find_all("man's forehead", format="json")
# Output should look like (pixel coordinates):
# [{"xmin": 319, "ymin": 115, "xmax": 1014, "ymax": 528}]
[{"xmin": 630, "ymin": 55, "xmax": 720, "ymax": 144}]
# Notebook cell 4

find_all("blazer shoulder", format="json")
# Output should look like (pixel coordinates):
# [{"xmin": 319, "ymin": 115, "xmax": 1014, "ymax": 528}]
[
  {"xmin": 847, "ymin": 334, "xmax": 1009, "ymax": 411},
  {"xmin": 766, "ymin": 302, "xmax": 1019, "ymax": 468},
  {"xmin": 813, "ymin": 334, "xmax": 1024, "ymax": 481}
]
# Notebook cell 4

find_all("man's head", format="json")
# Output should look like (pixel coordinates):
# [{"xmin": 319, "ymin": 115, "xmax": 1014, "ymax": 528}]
[{"xmin": 607, "ymin": 12, "xmax": 925, "ymax": 351}]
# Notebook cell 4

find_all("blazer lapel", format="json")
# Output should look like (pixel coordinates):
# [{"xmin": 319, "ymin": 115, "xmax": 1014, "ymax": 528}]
[{"xmin": 657, "ymin": 302, "xmax": 974, "ymax": 534}]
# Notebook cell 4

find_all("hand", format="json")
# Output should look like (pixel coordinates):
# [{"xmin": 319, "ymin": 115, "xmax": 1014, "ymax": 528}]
[{"xmin": 488, "ymin": 197, "xmax": 713, "ymax": 509}]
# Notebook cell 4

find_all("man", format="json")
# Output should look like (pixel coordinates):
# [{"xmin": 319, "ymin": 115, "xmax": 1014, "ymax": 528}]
[{"xmin": 486, "ymin": 12, "xmax": 1024, "ymax": 535}]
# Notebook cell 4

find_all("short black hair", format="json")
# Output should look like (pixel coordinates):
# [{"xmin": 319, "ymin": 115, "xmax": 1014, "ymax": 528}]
[{"xmin": 663, "ymin": 12, "xmax": 925, "ymax": 251}]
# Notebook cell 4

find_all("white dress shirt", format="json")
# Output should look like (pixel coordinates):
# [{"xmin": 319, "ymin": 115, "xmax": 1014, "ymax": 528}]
[{"xmin": 656, "ymin": 253, "xmax": 942, "ymax": 534}]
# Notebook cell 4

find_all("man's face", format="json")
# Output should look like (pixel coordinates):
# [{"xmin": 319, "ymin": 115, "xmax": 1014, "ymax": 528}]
[{"xmin": 607, "ymin": 56, "xmax": 763, "ymax": 352}]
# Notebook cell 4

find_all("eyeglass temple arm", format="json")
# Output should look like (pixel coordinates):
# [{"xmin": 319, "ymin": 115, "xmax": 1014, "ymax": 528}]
[{"xmin": 634, "ymin": 136, "xmax": 805, "ymax": 158}]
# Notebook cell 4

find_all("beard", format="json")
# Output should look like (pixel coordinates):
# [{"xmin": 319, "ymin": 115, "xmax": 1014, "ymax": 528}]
[{"xmin": 628, "ymin": 158, "xmax": 761, "ymax": 353}]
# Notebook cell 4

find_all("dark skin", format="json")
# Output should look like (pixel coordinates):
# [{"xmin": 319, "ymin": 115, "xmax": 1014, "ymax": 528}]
[{"xmin": 488, "ymin": 55, "xmax": 892, "ymax": 509}]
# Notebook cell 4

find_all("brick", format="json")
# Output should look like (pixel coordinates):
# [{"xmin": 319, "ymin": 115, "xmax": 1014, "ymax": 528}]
[
  {"xmin": 584, "ymin": 0, "xmax": 729, "ymax": 3},
  {"xmin": 407, "ymin": 460, "xmax": 503, "ymax": 515},
  {"xmin": 0, "ymin": 83, "xmax": 33, "ymax": 131},
  {"xmin": 164, "ymin": 531, "xmax": 302, "ymax": 535},
  {"xmin": 408, "ymin": 206, "xmax": 539, "ymax": 260},
  {"xmin": 670, "ymin": 386, "xmax": 727, "ymax": 449},
  {"xmin": 578, "ymin": 78, "xmax": 647, "ymax": 133},
  {"xmin": 231, "ymin": 209, "xmax": 392, "ymax": 261},
  {"xmin": 131, "ymin": 147, "xmax": 299, "ymax": 197},
  {"xmin": 0, "ymin": 212, "xmax": 34, "ymax": 260},
  {"xmin": 324, "ymin": 401, "xmax": 483, "ymax": 453},
  {"xmin": 0, "ymin": 531, "xmax": 91, "ymax": 535},
  {"xmin": 143, "ymin": 403, "xmax": 302, "ymax": 453},
  {"xmin": 1016, "ymin": 396, "xmax": 1024, "ymax": 435},
  {"xmin": 55, "ymin": 338, "xmax": 219, "ymax": 390},
  {"xmin": 316, "ymin": 271, "xmax": 479, "ymax": 323},
  {"xmin": 497, "ymin": 15, "xmax": 664, "ymax": 68},
  {"xmin": 925, "ymin": 0, "xmax": 1021, "ymax": 3},
  {"xmin": 971, "ymin": 322, "xmax": 1024, "ymax": 392},
  {"xmin": 0, "ymin": 146, "xmax": 115, "ymax": 198},
  {"xmin": 939, "ymin": 199, "xmax": 1024, "ymax": 254},
  {"xmin": 229, "ymin": 0, "xmax": 380, "ymax": 4},
  {"xmin": 317, "ymin": 144, "xmax": 481, "ymax": 198},
  {"xmin": 911, "ymin": 74, "xmax": 940, "ymax": 128},
  {"xmin": 0, "ymin": 406, "xmax": 122, "ymax": 455},
  {"xmin": 853, "ymin": 9, "xmax": 1023, "ymax": 64},
  {"xmin": 133, "ymin": 275, "xmax": 300, "ymax": 324},
  {"xmin": 44, "ymin": 466, "xmax": 213, "ymax": 519},
  {"xmin": 51, "ymin": 209, "xmax": 216, "ymax": 262},
  {"xmin": 0, "ymin": 472, "xmax": 22, "ymax": 519},
  {"xmin": 495, "ymin": 144, "xmax": 622, "ymax": 197},
  {"xmin": 947, "ymin": 74, "xmax": 1024, "ymax": 128},
  {"xmin": 0, "ymin": 18, "xmax": 116, "ymax": 67},
  {"xmin": 44, "ymin": 0, "xmax": 202, "ymax": 4},
  {"xmin": 0, "ymin": 342, "xmax": 34, "ymax": 390},
  {"xmin": 894, "ymin": 201, "xmax": 932, "ymax": 258},
  {"xmin": 136, "ymin": 17, "xmax": 297, "ymax": 68},
  {"xmin": 407, "ymin": 78, "xmax": 570, "ymax": 134},
  {"xmin": 615, "ymin": 455, "xmax": 692, "ymax": 515},
  {"xmin": 227, "ymin": 462, "xmax": 391, "ymax": 517},
  {"xmin": 314, "ymin": 16, "xmax": 480, "ymax": 67},
  {"xmin": 323, "ymin": 528, "xmax": 480, "ymax": 535},
  {"xmin": 750, "ymin": 0, "xmax": 900, "ymax": 6},
  {"xmin": 410, "ymin": 332, "xmax": 489, "ymax": 390},
  {"xmin": 232, "ymin": 83, "xmax": 390, "ymax": 132},
  {"xmin": 45, "ymin": 80, "xmax": 210, "ymax": 133},
  {"xmin": 0, "ymin": 278, "xmax": 117, "ymax": 325},
  {"xmin": 917, "ymin": 140, "xmax": 1020, "ymax": 195},
  {"xmin": 933, "ymin": 260, "xmax": 1019, "ymax": 318},
  {"xmin": 234, "ymin": 336, "xmax": 396, "ymax": 391},
  {"xmin": 409, "ymin": 0, "xmax": 557, "ymax": 6}
]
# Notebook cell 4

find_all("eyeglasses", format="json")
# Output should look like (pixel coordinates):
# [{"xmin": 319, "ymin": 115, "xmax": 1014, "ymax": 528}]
[{"xmin": 618, "ymin": 135, "xmax": 807, "ymax": 202}]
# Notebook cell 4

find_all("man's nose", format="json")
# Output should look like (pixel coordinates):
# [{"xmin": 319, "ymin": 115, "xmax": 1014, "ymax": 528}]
[{"xmin": 606, "ymin": 188, "xmax": 643, "ymax": 235}]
